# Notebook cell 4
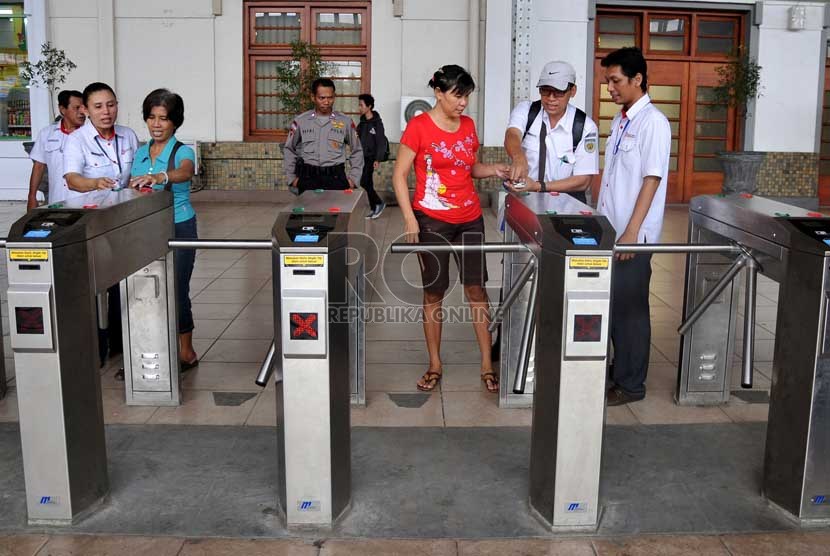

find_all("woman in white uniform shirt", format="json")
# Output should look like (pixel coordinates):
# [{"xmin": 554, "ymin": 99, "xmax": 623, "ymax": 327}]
[
  {"xmin": 64, "ymin": 82, "xmax": 139, "ymax": 192},
  {"xmin": 63, "ymin": 82, "xmax": 139, "ymax": 376}
]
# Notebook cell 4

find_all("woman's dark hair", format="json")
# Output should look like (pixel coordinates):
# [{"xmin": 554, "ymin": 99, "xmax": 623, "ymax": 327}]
[
  {"xmin": 358, "ymin": 93, "xmax": 375, "ymax": 108},
  {"xmin": 311, "ymin": 78, "xmax": 336, "ymax": 94},
  {"xmin": 427, "ymin": 65, "xmax": 475, "ymax": 96},
  {"xmin": 57, "ymin": 90, "xmax": 82, "ymax": 109},
  {"xmin": 82, "ymin": 82, "xmax": 116, "ymax": 106},
  {"xmin": 142, "ymin": 88, "xmax": 185, "ymax": 129},
  {"xmin": 600, "ymin": 47, "xmax": 648, "ymax": 92}
]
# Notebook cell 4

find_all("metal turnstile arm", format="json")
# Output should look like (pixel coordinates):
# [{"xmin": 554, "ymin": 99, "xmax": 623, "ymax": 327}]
[
  {"xmin": 513, "ymin": 270, "xmax": 539, "ymax": 394},
  {"xmin": 742, "ymin": 257, "xmax": 759, "ymax": 389},
  {"xmin": 255, "ymin": 341, "xmax": 279, "ymax": 387},
  {"xmin": 169, "ymin": 239, "xmax": 272, "ymax": 250},
  {"xmin": 390, "ymin": 242, "xmax": 529, "ymax": 254},
  {"xmin": 677, "ymin": 255, "xmax": 748, "ymax": 336},
  {"xmin": 488, "ymin": 259, "xmax": 536, "ymax": 333}
]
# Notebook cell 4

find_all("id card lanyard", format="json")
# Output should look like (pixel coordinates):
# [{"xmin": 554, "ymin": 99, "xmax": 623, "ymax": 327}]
[{"xmin": 93, "ymin": 133, "xmax": 122, "ymax": 183}]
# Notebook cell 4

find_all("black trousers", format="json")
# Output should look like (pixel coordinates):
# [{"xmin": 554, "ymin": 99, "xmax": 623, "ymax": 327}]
[
  {"xmin": 609, "ymin": 253, "xmax": 652, "ymax": 396},
  {"xmin": 359, "ymin": 157, "xmax": 383, "ymax": 210},
  {"xmin": 297, "ymin": 166, "xmax": 349, "ymax": 193}
]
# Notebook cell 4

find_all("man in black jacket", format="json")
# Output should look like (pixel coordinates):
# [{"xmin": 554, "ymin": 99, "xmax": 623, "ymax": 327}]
[{"xmin": 357, "ymin": 94, "xmax": 388, "ymax": 218}]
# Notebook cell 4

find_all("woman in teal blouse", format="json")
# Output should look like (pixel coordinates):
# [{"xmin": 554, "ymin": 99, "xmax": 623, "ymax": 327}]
[{"xmin": 129, "ymin": 89, "xmax": 199, "ymax": 371}]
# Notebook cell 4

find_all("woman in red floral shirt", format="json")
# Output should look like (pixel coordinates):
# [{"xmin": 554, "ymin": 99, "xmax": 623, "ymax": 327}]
[{"xmin": 392, "ymin": 65, "xmax": 509, "ymax": 393}]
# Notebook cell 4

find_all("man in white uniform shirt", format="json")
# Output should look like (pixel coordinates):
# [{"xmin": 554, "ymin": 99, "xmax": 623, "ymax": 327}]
[
  {"xmin": 26, "ymin": 90, "xmax": 85, "ymax": 210},
  {"xmin": 504, "ymin": 61, "xmax": 599, "ymax": 201},
  {"xmin": 598, "ymin": 47, "xmax": 671, "ymax": 406}
]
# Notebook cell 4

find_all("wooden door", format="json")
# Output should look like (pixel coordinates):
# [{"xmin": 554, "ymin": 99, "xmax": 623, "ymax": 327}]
[{"xmin": 682, "ymin": 62, "xmax": 738, "ymax": 199}]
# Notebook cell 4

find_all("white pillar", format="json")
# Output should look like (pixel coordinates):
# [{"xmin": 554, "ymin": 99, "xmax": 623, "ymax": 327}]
[
  {"xmin": 97, "ymin": 0, "xmax": 115, "ymax": 87},
  {"xmin": 482, "ymin": 0, "xmax": 512, "ymax": 146},
  {"xmin": 24, "ymin": 0, "xmax": 51, "ymax": 131}
]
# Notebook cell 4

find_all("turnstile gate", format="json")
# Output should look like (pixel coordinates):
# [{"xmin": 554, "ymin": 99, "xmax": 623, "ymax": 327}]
[
  {"xmin": 506, "ymin": 192, "xmax": 615, "ymax": 529},
  {"xmin": 267, "ymin": 190, "xmax": 367, "ymax": 528},
  {"xmin": 498, "ymin": 193, "xmax": 603, "ymax": 408},
  {"xmin": 5, "ymin": 188, "xmax": 176, "ymax": 524},
  {"xmin": 679, "ymin": 193, "xmax": 830, "ymax": 521}
]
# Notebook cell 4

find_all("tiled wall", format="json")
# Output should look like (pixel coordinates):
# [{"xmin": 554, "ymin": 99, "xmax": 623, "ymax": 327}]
[
  {"xmin": 194, "ymin": 143, "xmax": 819, "ymax": 200},
  {"xmin": 755, "ymin": 152, "xmax": 818, "ymax": 198}
]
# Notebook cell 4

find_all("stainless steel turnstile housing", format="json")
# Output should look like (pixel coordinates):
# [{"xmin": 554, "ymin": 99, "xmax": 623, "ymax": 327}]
[
  {"xmin": 5, "ymin": 189, "xmax": 176, "ymax": 524},
  {"xmin": 271, "ymin": 190, "xmax": 366, "ymax": 528},
  {"xmin": 505, "ymin": 192, "xmax": 615, "ymax": 530},
  {"xmin": 499, "ymin": 193, "xmax": 604, "ymax": 408},
  {"xmin": 680, "ymin": 194, "xmax": 830, "ymax": 521}
]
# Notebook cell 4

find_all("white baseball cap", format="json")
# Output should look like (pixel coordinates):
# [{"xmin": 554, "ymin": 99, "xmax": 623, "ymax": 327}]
[{"xmin": 537, "ymin": 61, "xmax": 577, "ymax": 91}]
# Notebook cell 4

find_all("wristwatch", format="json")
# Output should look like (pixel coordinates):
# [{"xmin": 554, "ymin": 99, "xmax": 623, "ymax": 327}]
[{"xmin": 539, "ymin": 180, "xmax": 547, "ymax": 193}]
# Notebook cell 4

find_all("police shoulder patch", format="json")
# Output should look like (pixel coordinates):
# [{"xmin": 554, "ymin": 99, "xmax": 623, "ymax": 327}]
[{"xmin": 585, "ymin": 139, "xmax": 597, "ymax": 153}]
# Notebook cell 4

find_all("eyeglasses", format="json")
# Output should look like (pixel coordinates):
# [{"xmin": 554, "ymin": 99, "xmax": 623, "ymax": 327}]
[{"xmin": 539, "ymin": 87, "xmax": 572, "ymax": 99}]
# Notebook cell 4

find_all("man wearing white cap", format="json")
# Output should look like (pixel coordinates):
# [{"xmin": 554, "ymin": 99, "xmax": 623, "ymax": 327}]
[{"xmin": 503, "ymin": 60, "xmax": 599, "ymax": 201}]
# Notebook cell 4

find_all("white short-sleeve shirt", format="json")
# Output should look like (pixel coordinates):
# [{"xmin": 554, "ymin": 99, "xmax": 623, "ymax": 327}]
[
  {"xmin": 29, "ymin": 122, "xmax": 82, "ymax": 204},
  {"xmin": 597, "ymin": 94, "xmax": 671, "ymax": 243},
  {"xmin": 63, "ymin": 118, "xmax": 139, "ymax": 189},
  {"xmin": 507, "ymin": 102, "xmax": 599, "ymax": 182}
]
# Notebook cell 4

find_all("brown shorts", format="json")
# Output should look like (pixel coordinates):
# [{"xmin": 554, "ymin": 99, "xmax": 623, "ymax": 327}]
[{"xmin": 414, "ymin": 211, "xmax": 488, "ymax": 293}]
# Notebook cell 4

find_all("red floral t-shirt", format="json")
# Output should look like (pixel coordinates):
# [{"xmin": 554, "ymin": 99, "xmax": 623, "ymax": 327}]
[{"xmin": 400, "ymin": 113, "xmax": 482, "ymax": 224}]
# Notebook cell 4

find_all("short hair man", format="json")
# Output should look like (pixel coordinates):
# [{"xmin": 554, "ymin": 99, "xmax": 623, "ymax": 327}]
[
  {"xmin": 27, "ymin": 89, "xmax": 86, "ymax": 210},
  {"xmin": 283, "ymin": 78, "xmax": 364, "ymax": 193},
  {"xmin": 357, "ymin": 93, "xmax": 389, "ymax": 218},
  {"xmin": 503, "ymin": 61, "xmax": 599, "ymax": 200},
  {"xmin": 599, "ymin": 47, "xmax": 671, "ymax": 406}
]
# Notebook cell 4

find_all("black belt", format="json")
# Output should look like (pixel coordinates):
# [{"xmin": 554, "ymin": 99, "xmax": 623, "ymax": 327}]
[{"xmin": 297, "ymin": 160, "xmax": 345, "ymax": 178}]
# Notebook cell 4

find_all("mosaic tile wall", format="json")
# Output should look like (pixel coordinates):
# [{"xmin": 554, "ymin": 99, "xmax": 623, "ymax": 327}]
[
  {"xmin": 756, "ymin": 152, "xmax": 818, "ymax": 197},
  {"xmin": 194, "ymin": 143, "xmax": 818, "ymax": 199}
]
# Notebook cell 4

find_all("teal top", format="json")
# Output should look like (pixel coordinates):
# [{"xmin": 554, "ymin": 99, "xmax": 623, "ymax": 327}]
[{"xmin": 131, "ymin": 137, "xmax": 196, "ymax": 223}]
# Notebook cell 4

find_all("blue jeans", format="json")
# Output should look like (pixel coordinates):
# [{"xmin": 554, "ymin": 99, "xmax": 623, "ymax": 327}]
[{"xmin": 175, "ymin": 216, "xmax": 198, "ymax": 334}]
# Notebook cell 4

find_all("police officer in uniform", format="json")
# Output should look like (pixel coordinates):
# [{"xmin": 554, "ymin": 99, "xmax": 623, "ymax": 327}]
[
  {"xmin": 503, "ymin": 61, "xmax": 599, "ymax": 200},
  {"xmin": 284, "ymin": 78, "xmax": 363, "ymax": 193}
]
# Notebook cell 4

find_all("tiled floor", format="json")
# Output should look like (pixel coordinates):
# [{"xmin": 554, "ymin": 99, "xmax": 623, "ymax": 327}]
[
  {"xmin": 0, "ymin": 201, "xmax": 776, "ymax": 427},
  {"xmin": 2, "ymin": 530, "xmax": 830, "ymax": 555}
]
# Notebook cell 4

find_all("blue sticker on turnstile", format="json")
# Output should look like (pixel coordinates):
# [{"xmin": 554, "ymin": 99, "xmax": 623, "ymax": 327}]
[
  {"xmin": 823, "ymin": 239, "xmax": 830, "ymax": 247},
  {"xmin": 573, "ymin": 237, "xmax": 598, "ymax": 246},
  {"xmin": 295, "ymin": 234, "xmax": 320, "ymax": 243},
  {"xmin": 24, "ymin": 229, "xmax": 52, "ymax": 238}
]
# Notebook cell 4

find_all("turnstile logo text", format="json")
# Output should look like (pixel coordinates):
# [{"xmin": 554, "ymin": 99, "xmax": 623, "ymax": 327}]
[
  {"xmin": 290, "ymin": 312, "xmax": 318, "ymax": 340},
  {"xmin": 38, "ymin": 496, "xmax": 59, "ymax": 505},
  {"xmin": 297, "ymin": 499, "xmax": 321, "ymax": 511},
  {"xmin": 812, "ymin": 495, "xmax": 828, "ymax": 505},
  {"xmin": 566, "ymin": 502, "xmax": 588, "ymax": 513}
]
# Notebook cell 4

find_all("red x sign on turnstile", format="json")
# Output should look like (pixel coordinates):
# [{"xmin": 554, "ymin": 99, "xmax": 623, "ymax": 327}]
[{"xmin": 290, "ymin": 312, "xmax": 318, "ymax": 340}]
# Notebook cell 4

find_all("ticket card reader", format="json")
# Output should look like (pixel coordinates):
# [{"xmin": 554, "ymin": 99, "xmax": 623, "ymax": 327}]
[
  {"xmin": 270, "ymin": 190, "xmax": 366, "ymax": 528},
  {"xmin": 5, "ymin": 189, "xmax": 174, "ymax": 524},
  {"xmin": 505, "ymin": 192, "xmax": 615, "ymax": 530}
]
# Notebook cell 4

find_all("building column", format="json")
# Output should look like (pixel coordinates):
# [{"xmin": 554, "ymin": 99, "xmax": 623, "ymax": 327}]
[{"xmin": 482, "ymin": 0, "xmax": 513, "ymax": 146}]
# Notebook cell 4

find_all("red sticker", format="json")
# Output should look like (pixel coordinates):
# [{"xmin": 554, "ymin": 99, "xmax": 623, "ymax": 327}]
[
  {"xmin": 328, "ymin": 207, "xmax": 341, "ymax": 212},
  {"xmin": 807, "ymin": 211, "xmax": 823, "ymax": 217},
  {"xmin": 580, "ymin": 210, "xmax": 592, "ymax": 215},
  {"xmin": 740, "ymin": 193, "xmax": 753, "ymax": 198},
  {"xmin": 83, "ymin": 204, "xmax": 98, "ymax": 209},
  {"xmin": 549, "ymin": 191, "xmax": 560, "ymax": 196},
  {"xmin": 343, "ymin": 189, "xmax": 353, "ymax": 194}
]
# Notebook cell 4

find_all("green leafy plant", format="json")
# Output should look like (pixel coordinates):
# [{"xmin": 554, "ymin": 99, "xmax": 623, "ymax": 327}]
[
  {"xmin": 19, "ymin": 42, "xmax": 77, "ymax": 119},
  {"xmin": 274, "ymin": 40, "xmax": 333, "ymax": 119},
  {"xmin": 712, "ymin": 47, "xmax": 762, "ymax": 115}
]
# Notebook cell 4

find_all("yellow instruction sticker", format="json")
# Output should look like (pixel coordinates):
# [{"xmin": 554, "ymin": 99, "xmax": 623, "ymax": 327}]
[
  {"xmin": 284, "ymin": 255, "xmax": 324, "ymax": 267},
  {"xmin": 9, "ymin": 249, "xmax": 49, "ymax": 261},
  {"xmin": 569, "ymin": 257, "xmax": 609, "ymax": 269}
]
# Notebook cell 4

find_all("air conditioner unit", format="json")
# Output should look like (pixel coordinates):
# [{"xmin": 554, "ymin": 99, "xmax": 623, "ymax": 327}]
[{"xmin": 400, "ymin": 96, "xmax": 435, "ymax": 130}]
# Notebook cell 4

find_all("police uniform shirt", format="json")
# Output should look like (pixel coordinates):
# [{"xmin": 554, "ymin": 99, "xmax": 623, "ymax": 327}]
[
  {"xmin": 283, "ymin": 110, "xmax": 364, "ymax": 184},
  {"xmin": 507, "ymin": 102, "xmax": 599, "ymax": 182},
  {"xmin": 29, "ymin": 121, "xmax": 80, "ymax": 204},
  {"xmin": 597, "ymin": 93, "xmax": 671, "ymax": 243},
  {"xmin": 63, "ymin": 118, "xmax": 139, "ymax": 189}
]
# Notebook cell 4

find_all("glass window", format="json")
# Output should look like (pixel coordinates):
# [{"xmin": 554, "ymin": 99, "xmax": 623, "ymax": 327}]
[
  {"xmin": 315, "ymin": 11, "xmax": 363, "ymax": 46},
  {"xmin": 254, "ymin": 59, "xmax": 295, "ymax": 131},
  {"xmin": 322, "ymin": 60, "xmax": 362, "ymax": 123},
  {"xmin": 697, "ymin": 37, "xmax": 735, "ymax": 55},
  {"xmin": 696, "ymin": 18, "xmax": 737, "ymax": 55},
  {"xmin": 597, "ymin": 15, "xmax": 637, "ymax": 50},
  {"xmin": 699, "ymin": 20, "xmax": 735, "ymax": 37},
  {"xmin": 0, "ymin": 3, "xmax": 29, "ymax": 140},
  {"xmin": 694, "ymin": 157, "xmax": 723, "ymax": 172},
  {"xmin": 253, "ymin": 11, "xmax": 301, "ymax": 45},
  {"xmin": 648, "ymin": 17, "xmax": 687, "ymax": 53}
]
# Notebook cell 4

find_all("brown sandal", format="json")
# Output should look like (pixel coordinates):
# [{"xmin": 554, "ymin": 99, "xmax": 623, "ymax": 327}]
[
  {"xmin": 481, "ymin": 371, "xmax": 499, "ymax": 393},
  {"xmin": 417, "ymin": 370, "xmax": 443, "ymax": 392}
]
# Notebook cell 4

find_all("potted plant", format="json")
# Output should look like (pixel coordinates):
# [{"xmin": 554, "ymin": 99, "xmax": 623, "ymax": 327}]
[
  {"xmin": 19, "ymin": 42, "xmax": 77, "ymax": 122},
  {"xmin": 712, "ymin": 47, "xmax": 764, "ymax": 194}
]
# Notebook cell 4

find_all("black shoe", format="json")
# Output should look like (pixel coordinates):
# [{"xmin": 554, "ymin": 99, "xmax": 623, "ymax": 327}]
[
  {"xmin": 114, "ymin": 368, "xmax": 125, "ymax": 381},
  {"xmin": 606, "ymin": 386, "xmax": 644, "ymax": 406}
]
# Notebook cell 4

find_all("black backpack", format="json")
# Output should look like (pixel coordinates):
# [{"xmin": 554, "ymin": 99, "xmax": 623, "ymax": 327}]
[{"xmin": 522, "ymin": 100, "xmax": 586, "ymax": 153}]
